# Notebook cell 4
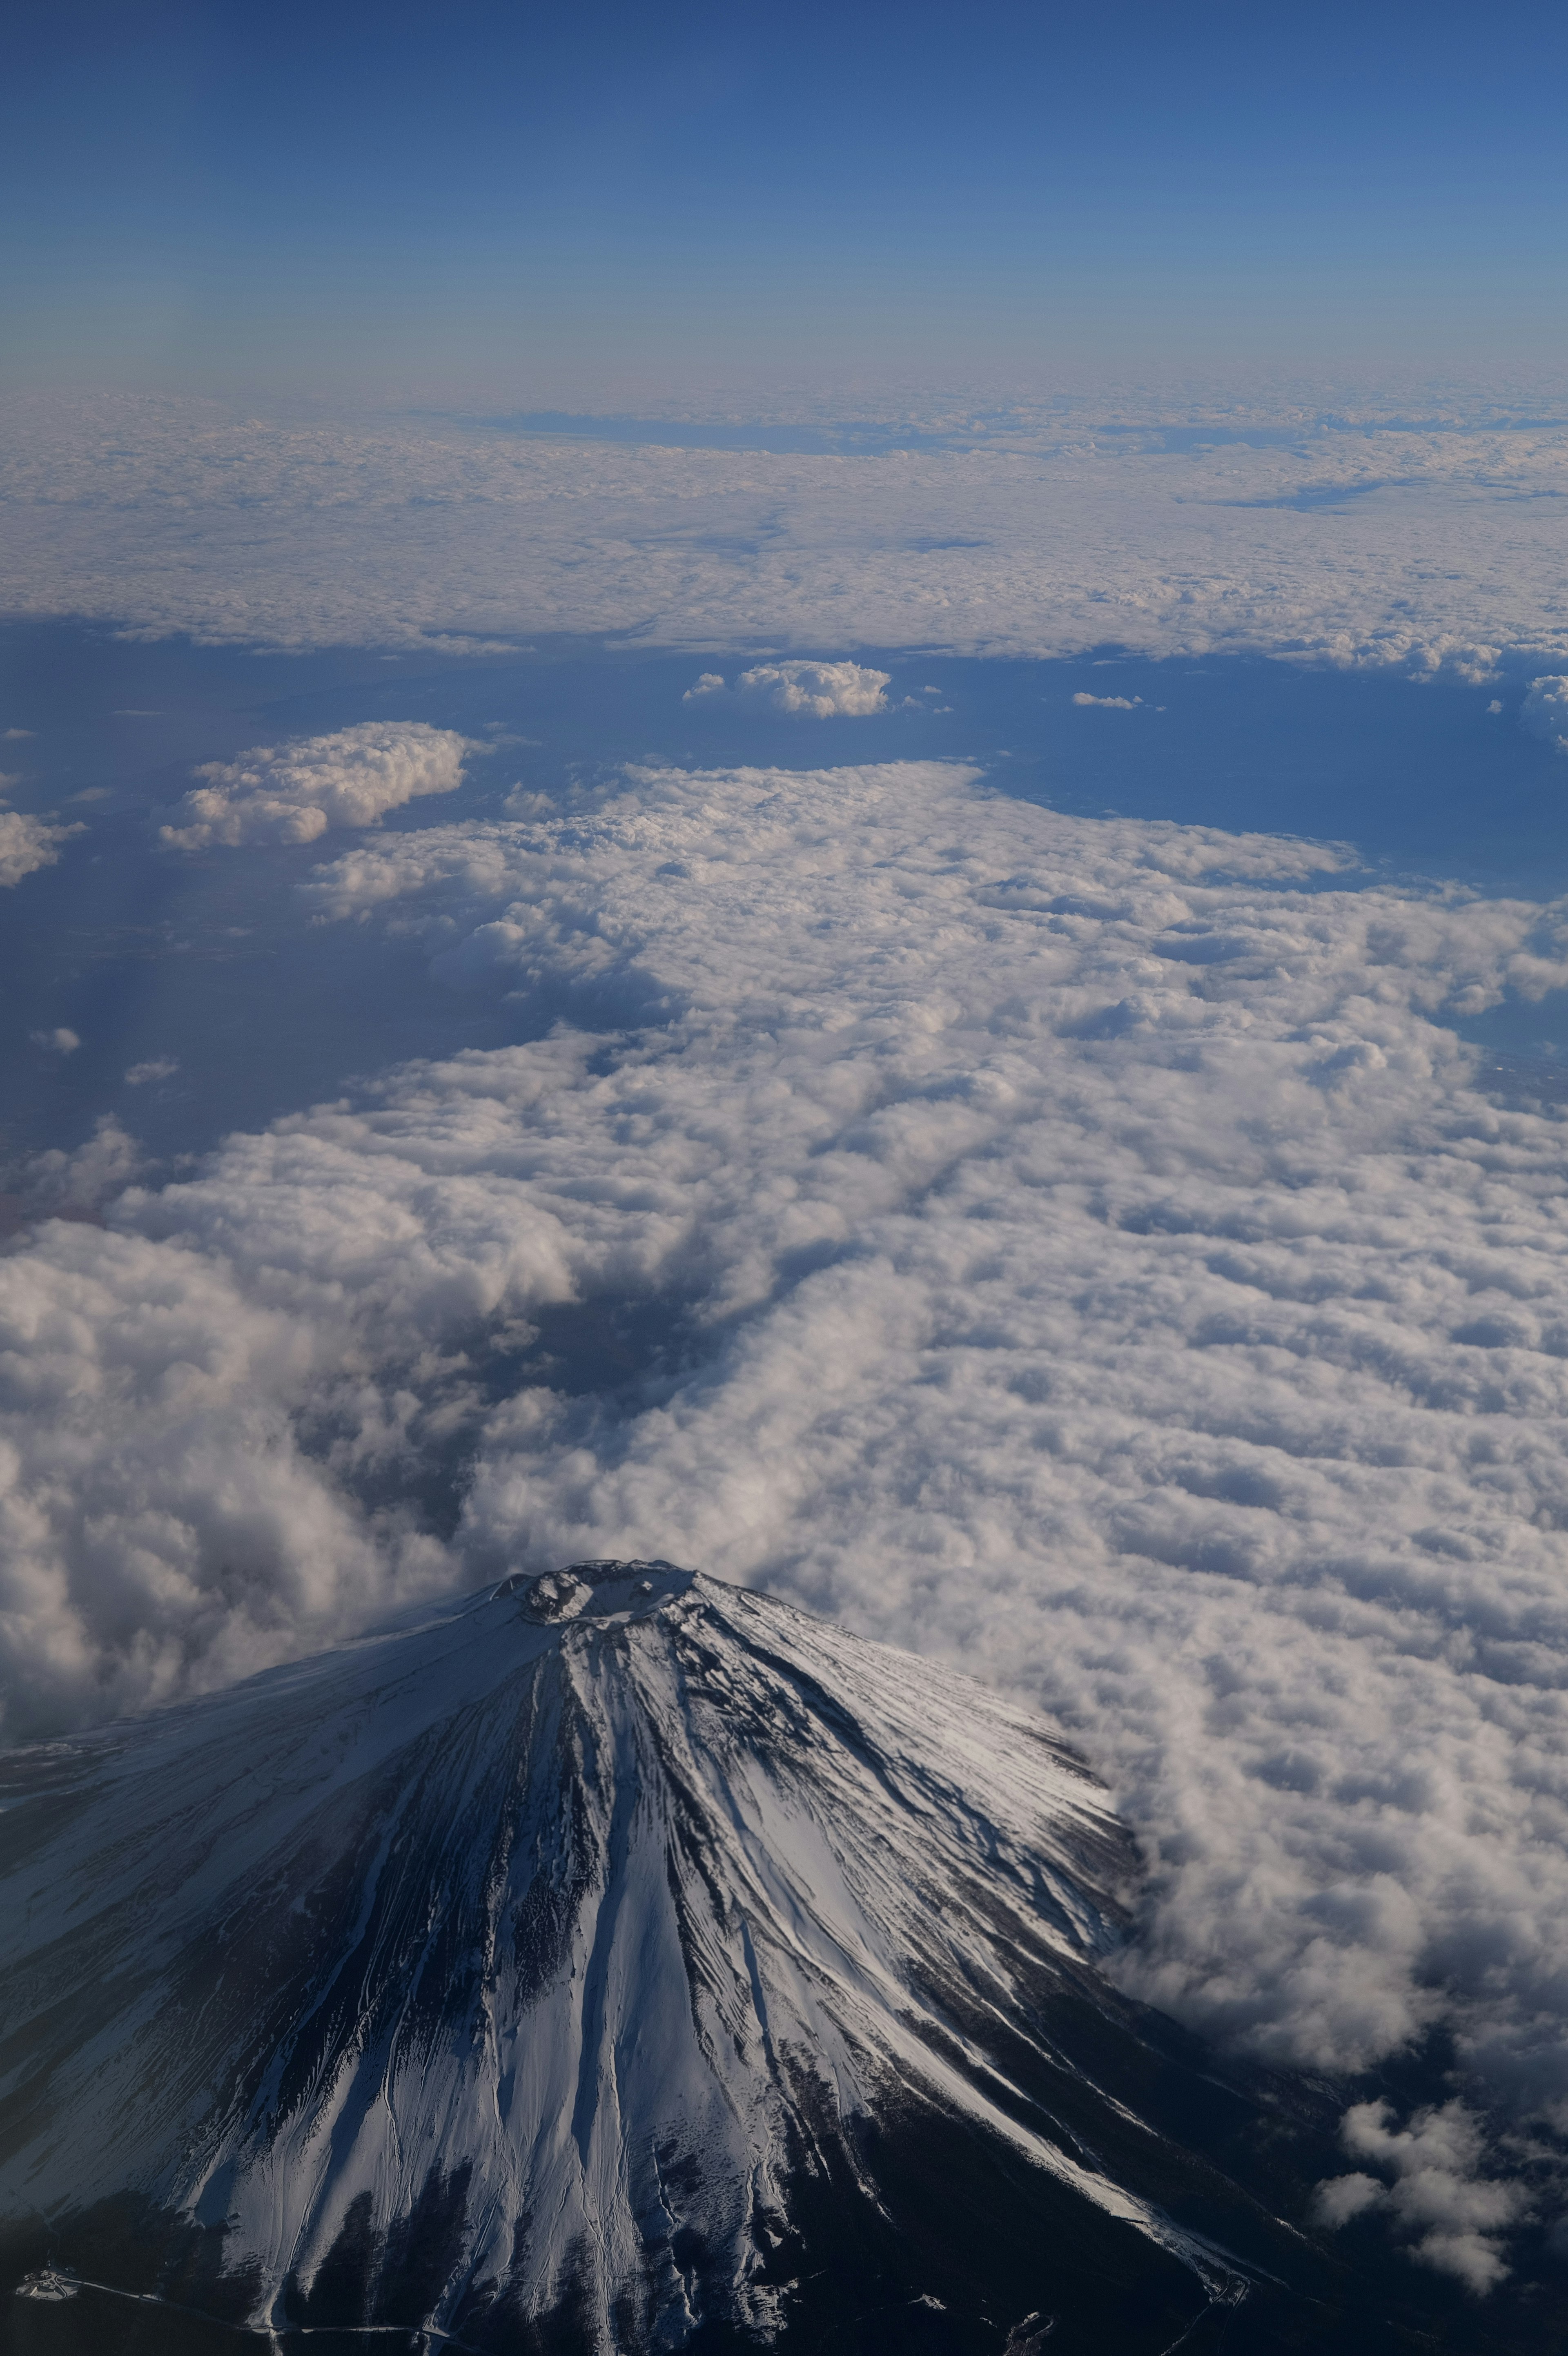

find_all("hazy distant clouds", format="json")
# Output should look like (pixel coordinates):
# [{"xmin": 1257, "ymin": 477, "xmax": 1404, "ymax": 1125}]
[
  {"xmin": 685, "ymin": 660, "xmax": 891, "ymax": 715},
  {"xmin": 159, "ymin": 721, "xmax": 470, "ymax": 849},
  {"xmin": 10, "ymin": 393, "xmax": 1568, "ymax": 680}
]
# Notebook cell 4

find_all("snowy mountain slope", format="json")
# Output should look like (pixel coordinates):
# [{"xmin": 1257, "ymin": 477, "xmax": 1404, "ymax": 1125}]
[{"xmin": 0, "ymin": 1567, "xmax": 1455, "ymax": 2352}]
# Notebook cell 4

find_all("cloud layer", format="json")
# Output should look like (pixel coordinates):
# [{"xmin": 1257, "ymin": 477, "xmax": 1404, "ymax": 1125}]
[
  {"xmin": 159, "ymin": 721, "xmax": 469, "ymax": 849},
  {"xmin": 8, "ymin": 392, "xmax": 1568, "ymax": 676},
  {"xmin": 13, "ymin": 761, "xmax": 1568, "ymax": 2260}
]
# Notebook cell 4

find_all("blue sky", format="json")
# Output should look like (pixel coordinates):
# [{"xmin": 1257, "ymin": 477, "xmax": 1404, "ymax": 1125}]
[{"xmin": 4, "ymin": 0, "xmax": 1566, "ymax": 398}]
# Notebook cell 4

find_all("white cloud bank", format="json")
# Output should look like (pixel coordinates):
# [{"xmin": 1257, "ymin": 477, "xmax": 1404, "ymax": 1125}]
[
  {"xmin": 9, "ymin": 392, "xmax": 1568, "ymax": 677},
  {"xmin": 686, "ymin": 660, "xmax": 891, "ymax": 715},
  {"xmin": 159, "ymin": 721, "xmax": 470, "ymax": 849},
  {"xmin": 14, "ymin": 761, "xmax": 1568, "ymax": 2252}
]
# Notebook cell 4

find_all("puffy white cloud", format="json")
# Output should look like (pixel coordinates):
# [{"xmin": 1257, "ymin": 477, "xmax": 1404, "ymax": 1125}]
[
  {"xmin": 0, "ymin": 1219, "xmax": 449, "ymax": 1727},
  {"xmin": 1313, "ymin": 2173, "xmax": 1387, "ymax": 2228},
  {"xmin": 29, "ymin": 1027, "xmax": 79, "ymax": 1054},
  {"xmin": 1317, "ymin": 2101, "xmax": 1527, "ymax": 2291},
  {"xmin": 744, "ymin": 660, "xmax": 890, "ymax": 715},
  {"xmin": 16, "ymin": 761, "xmax": 1568, "ymax": 2246},
  {"xmin": 1521, "ymin": 675, "xmax": 1568, "ymax": 753},
  {"xmin": 1073, "ymin": 691, "xmax": 1142, "ymax": 709},
  {"xmin": 24, "ymin": 1113, "xmax": 142, "ymax": 1208},
  {"xmin": 159, "ymin": 721, "xmax": 470, "ymax": 849},
  {"xmin": 12, "ymin": 391, "xmax": 1568, "ymax": 677},
  {"xmin": 124, "ymin": 1057, "xmax": 178, "ymax": 1085},
  {"xmin": 740, "ymin": 660, "xmax": 889, "ymax": 715},
  {"xmin": 685, "ymin": 661, "xmax": 891, "ymax": 715},
  {"xmin": 0, "ymin": 811, "xmax": 77, "ymax": 888}
]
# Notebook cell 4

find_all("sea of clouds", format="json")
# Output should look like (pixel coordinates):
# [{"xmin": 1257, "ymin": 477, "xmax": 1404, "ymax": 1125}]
[
  {"xmin": 8, "ymin": 749, "xmax": 1568, "ymax": 2278},
  {"xmin": 5, "ymin": 390, "xmax": 1568, "ymax": 676},
  {"xmin": 10, "ymin": 383, "xmax": 1568, "ymax": 2281}
]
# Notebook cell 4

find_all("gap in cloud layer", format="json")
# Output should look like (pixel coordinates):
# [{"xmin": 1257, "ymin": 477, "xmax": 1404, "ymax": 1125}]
[
  {"xmin": 9, "ymin": 625, "xmax": 1568, "ymax": 1183},
  {"xmin": 7, "ymin": 622, "xmax": 1566, "ymax": 886},
  {"xmin": 10, "ymin": 759, "xmax": 1568, "ymax": 2253}
]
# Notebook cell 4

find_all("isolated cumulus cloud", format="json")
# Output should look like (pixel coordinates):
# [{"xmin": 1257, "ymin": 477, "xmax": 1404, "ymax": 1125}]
[
  {"xmin": 1316, "ymin": 2100, "xmax": 1527, "ymax": 2292},
  {"xmin": 159, "ymin": 720, "xmax": 470, "ymax": 849},
  {"xmin": 1521, "ymin": 675, "xmax": 1568, "ymax": 753},
  {"xmin": 19, "ymin": 759, "xmax": 1568, "ymax": 2262},
  {"xmin": 685, "ymin": 660, "xmax": 891, "ymax": 715},
  {"xmin": 0, "ymin": 810, "xmax": 78, "ymax": 888}
]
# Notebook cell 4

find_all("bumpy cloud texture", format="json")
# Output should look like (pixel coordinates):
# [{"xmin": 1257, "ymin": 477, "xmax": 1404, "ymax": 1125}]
[
  {"xmin": 10, "ymin": 391, "xmax": 1568, "ymax": 677},
  {"xmin": 1316, "ymin": 2100, "xmax": 1526, "ymax": 2292},
  {"xmin": 13, "ymin": 762, "xmax": 1568, "ymax": 2248},
  {"xmin": 0, "ymin": 810, "xmax": 77, "ymax": 887},
  {"xmin": 1522, "ymin": 675, "xmax": 1568, "ymax": 753},
  {"xmin": 159, "ymin": 721, "xmax": 469, "ymax": 849},
  {"xmin": 686, "ymin": 661, "xmax": 891, "ymax": 715}
]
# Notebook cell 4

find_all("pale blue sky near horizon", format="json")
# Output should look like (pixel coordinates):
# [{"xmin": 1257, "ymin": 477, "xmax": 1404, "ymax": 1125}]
[{"xmin": 3, "ymin": 0, "xmax": 1566, "ymax": 401}]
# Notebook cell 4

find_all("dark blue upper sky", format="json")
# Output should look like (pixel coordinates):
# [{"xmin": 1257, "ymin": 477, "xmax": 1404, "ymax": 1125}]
[{"xmin": 3, "ymin": 0, "xmax": 1565, "ymax": 401}]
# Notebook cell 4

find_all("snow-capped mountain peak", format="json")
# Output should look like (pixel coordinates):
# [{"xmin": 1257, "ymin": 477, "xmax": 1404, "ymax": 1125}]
[{"xmin": 0, "ymin": 1566, "xmax": 1368, "ymax": 2351}]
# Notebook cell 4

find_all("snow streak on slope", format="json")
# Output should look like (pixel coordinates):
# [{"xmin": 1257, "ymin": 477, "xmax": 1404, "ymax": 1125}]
[{"xmin": 0, "ymin": 1566, "xmax": 1254, "ymax": 2346}]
